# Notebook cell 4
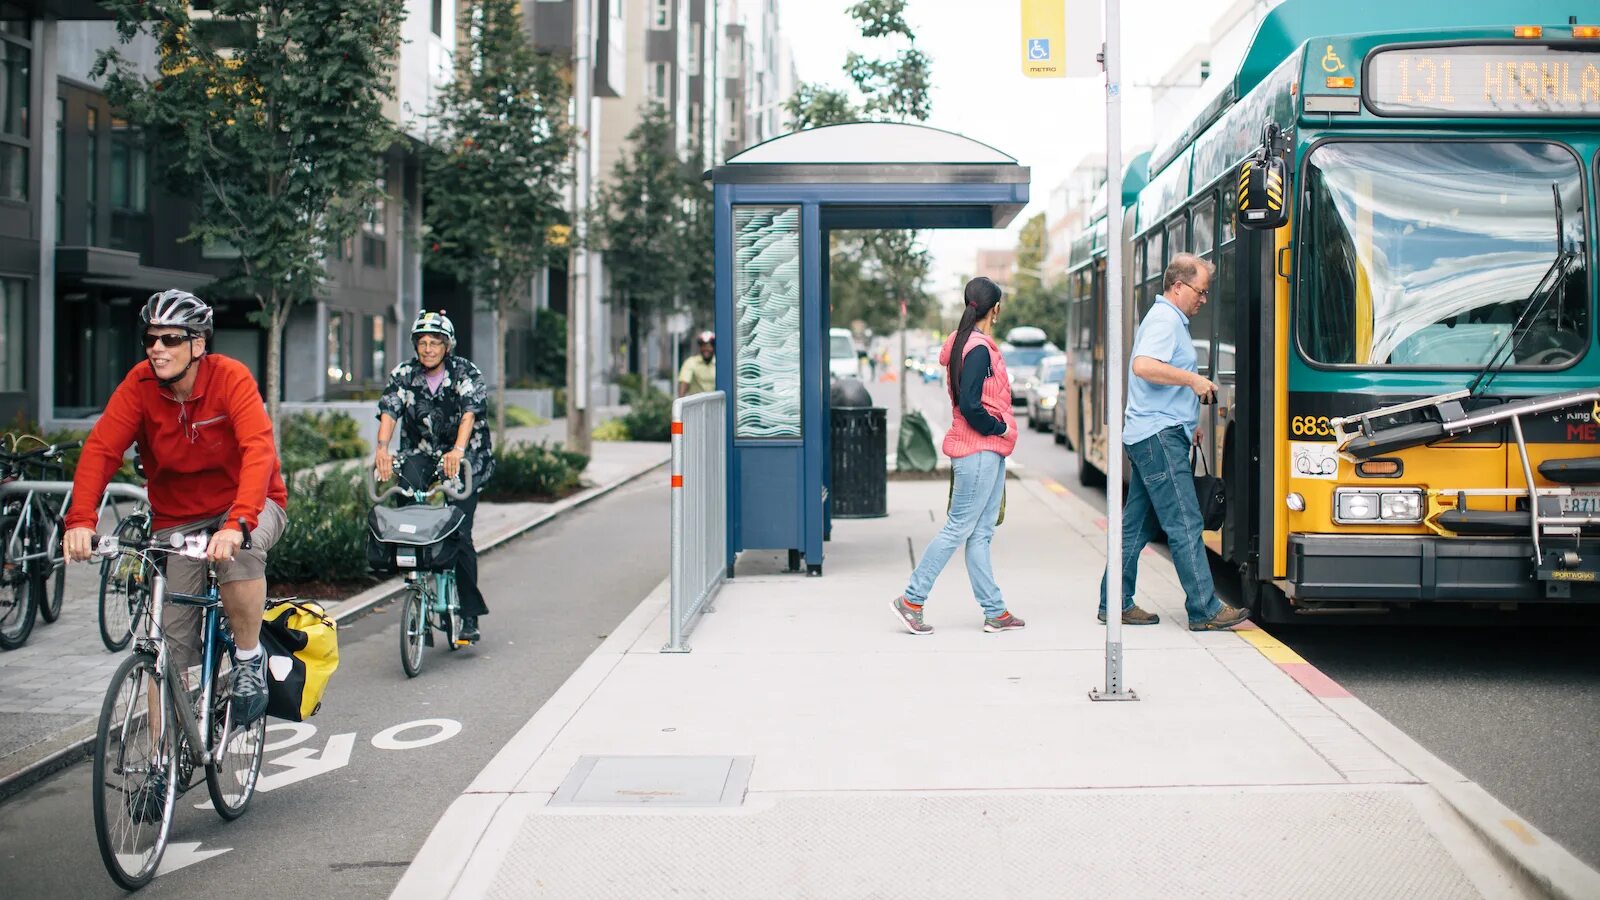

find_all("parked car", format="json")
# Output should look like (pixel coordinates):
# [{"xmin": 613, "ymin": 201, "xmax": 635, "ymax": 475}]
[
  {"xmin": 1000, "ymin": 327, "xmax": 1059, "ymax": 407},
  {"xmin": 830, "ymin": 327, "xmax": 862, "ymax": 380},
  {"xmin": 1026, "ymin": 355, "xmax": 1066, "ymax": 431}
]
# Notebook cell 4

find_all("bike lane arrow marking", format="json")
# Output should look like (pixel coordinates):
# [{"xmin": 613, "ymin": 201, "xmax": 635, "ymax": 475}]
[
  {"xmin": 254, "ymin": 731, "xmax": 356, "ymax": 793},
  {"xmin": 142, "ymin": 841, "xmax": 231, "ymax": 878}
]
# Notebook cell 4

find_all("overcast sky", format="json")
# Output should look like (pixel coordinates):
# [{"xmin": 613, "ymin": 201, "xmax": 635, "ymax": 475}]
[{"xmin": 775, "ymin": 0, "xmax": 1236, "ymax": 302}]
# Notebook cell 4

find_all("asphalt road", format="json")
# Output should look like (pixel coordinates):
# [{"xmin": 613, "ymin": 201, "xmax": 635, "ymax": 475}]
[
  {"xmin": 879, "ymin": 364, "xmax": 1600, "ymax": 870},
  {"xmin": 0, "ymin": 477, "xmax": 669, "ymax": 898}
]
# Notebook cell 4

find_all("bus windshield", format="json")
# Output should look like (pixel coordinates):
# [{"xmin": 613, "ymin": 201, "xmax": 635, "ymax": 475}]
[{"xmin": 1297, "ymin": 141, "xmax": 1588, "ymax": 370}]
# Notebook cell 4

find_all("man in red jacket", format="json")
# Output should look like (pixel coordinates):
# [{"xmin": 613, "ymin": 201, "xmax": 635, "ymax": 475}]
[{"xmin": 63, "ymin": 290, "xmax": 288, "ymax": 726}]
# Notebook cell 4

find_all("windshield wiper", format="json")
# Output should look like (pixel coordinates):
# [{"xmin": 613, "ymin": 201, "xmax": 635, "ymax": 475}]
[{"xmin": 1466, "ymin": 183, "xmax": 1576, "ymax": 398}]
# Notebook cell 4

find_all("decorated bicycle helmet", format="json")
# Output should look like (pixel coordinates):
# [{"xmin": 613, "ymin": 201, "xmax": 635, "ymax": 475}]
[
  {"xmin": 141, "ymin": 289, "xmax": 213, "ymax": 339},
  {"xmin": 697, "ymin": 330, "xmax": 715, "ymax": 345},
  {"xmin": 411, "ymin": 309, "xmax": 456, "ymax": 351}
]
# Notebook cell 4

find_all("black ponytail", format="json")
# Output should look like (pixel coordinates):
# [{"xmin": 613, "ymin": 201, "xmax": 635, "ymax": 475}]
[{"xmin": 948, "ymin": 277, "xmax": 1003, "ymax": 405}]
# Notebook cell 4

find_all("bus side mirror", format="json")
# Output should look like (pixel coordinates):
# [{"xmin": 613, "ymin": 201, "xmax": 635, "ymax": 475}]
[{"xmin": 1236, "ymin": 122, "xmax": 1289, "ymax": 231}]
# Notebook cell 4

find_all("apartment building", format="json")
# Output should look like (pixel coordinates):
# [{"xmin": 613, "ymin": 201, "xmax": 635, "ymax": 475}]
[{"xmin": 0, "ymin": 1, "xmax": 460, "ymax": 428}]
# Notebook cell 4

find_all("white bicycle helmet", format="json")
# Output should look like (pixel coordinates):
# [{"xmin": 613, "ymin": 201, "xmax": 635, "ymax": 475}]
[
  {"xmin": 141, "ymin": 289, "xmax": 214, "ymax": 338},
  {"xmin": 411, "ymin": 309, "xmax": 456, "ymax": 351}
]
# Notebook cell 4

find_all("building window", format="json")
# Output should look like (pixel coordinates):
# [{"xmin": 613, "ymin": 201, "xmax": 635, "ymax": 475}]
[
  {"xmin": 724, "ymin": 98, "xmax": 739, "ymax": 140},
  {"xmin": 54, "ymin": 97, "xmax": 61, "ymax": 240},
  {"xmin": 651, "ymin": 62, "xmax": 670, "ymax": 103},
  {"xmin": 0, "ymin": 15, "xmax": 29, "ymax": 202},
  {"xmin": 362, "ymin": 177, "xmax": 387, "ymax": 268},
  {"xmin": 688, "ymin": 23, "xmax": 701, "ymax": 76},
  {"xmin": 0, "ymin": 277, "xmax": 22, "ymax": 391},
  {"xmin": 369, "ymin": 315, "xmax": 386, "ymax": 380},
  {"xmin": 85, "ymin": 107, "xmax": 99, "ymax": 244},
  {"xmin": 326, "ymin": 311, "xmax": 353, "ymax": 385},
  {"xmin": 650, "ymin": 0, "xmax": 670, "ymax": 29},
  {"xmin": 430, "ymin": 0, "xmax": 442, "ymax": 36}
]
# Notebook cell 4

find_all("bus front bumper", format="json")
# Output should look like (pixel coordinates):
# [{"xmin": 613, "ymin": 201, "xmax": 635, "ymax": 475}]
[{"xmin": 1286, "ymin": 534, "xmax": 1600, "ymax": 603}]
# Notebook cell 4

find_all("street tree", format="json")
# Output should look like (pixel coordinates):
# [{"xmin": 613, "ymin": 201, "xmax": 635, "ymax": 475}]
[
  {"xmin": 1002, "ymin": 213, "xmax": 1067, "ymax": 348},
  {"xmin": 423, "ymin": 0, "xmax": 573, "ymax": 444},
  {"xmin": 94, "ymin": 0, "xmax": 406, "ymax": 424},
  {"xmin": 596, "ymin": 105, "xmax": 691, "ymax": 381}
]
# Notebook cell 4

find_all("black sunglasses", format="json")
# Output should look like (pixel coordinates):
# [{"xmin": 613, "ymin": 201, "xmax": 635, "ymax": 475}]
[{"xmin": 142, "ymin": 332, "xmax": 191, "ymax": 349}]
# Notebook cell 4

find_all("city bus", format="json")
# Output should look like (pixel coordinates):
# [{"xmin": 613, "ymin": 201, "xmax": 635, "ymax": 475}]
[{"xmin": 1059, "ymin": 0, "xmax": 1600, "ymax": 621}]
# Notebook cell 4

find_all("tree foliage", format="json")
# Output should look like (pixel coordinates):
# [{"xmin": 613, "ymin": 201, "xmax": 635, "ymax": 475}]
[
  {"xmin": 423, "ymin": 0, "xmax": 573, "ymax": 443},
  {"xmin": 998, "ymin": 213, "xmax": 1066, "ymax": 347},
  {"xmin": 94, "ymin": 0, "xmax": 407, "ymax": 423}
]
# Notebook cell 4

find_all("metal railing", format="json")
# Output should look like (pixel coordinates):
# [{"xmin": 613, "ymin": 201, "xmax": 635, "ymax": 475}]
[{"xmin": 663, "ymin": 391, "xmax": 727, "ymax": 653}]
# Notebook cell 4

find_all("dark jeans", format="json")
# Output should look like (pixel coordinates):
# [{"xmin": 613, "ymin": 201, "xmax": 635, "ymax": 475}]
[
  {"xmin": 400, "ymin": 455, "xmax": 488, "ymax": 618},
  {"xmin": 1098, "ymin": 425, "xmax": 1222, "ymax": 625}
]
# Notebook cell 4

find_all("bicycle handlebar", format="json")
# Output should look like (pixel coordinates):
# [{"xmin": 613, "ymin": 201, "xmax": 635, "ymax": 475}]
[
  {"xmin": 94, "ymin": 517, "xmax": 251, "ymax": 564},
  {"xmin": 367, "ymin": 456, "xmax": 473, "ymax": 504},
  {"xmin": 0, "ymin": 440, "xmax": 82, "ymax": 463}
]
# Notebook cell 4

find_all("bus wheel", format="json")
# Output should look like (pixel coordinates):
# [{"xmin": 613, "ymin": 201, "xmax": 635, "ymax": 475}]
[{"xmin": 1240, "ymin": 562, "xmax": 1292, "ymax": 624}]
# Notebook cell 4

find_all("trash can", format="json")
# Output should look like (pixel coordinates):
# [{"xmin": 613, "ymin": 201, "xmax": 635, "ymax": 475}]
[{"xmin": 830, "ymin": 378, "xmax": 887, "ymax": 518}]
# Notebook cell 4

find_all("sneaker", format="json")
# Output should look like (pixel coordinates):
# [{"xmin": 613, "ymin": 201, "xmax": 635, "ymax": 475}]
[
  {"xmin": 891, "ymin": 597, "xmax": 933, "ymax": 635},
  {"xmin": 230, "ymin": 653, "xmax": 269, "ymax": 726},
  {"xmin": 128, "ymin": 765, "xmax": 169, "ymax": 824},
  {"xmin": 459, "ymin": 616, "xmax": 480, "ymax": 643},
  {"xmin": 983, "ymin": 611, "xmax": 1026, "ymax": 633},
  {"xmin": 1097, "ymin": 605, "xmax": 1161, "ymax": 626},
  {"xmin": 1189, "ymin": 604, "xmax": 1251, "ymax": 631}
]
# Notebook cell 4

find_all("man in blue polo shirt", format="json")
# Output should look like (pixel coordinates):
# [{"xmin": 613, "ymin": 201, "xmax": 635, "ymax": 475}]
[{"xmin": 1099, "ymin": 252, "xmax": 1250, "ymax": 631}]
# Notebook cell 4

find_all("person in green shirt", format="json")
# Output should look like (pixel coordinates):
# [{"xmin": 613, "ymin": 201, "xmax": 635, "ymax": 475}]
[{"xmin": 678, "ymin": 330, "xmax": 717, "ymax": 397}]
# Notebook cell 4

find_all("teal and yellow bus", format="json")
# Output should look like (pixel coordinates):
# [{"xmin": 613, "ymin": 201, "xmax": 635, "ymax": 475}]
[{"xmin": 1059, "ymin": 0, "xmax": 1600, "ymax": 620}]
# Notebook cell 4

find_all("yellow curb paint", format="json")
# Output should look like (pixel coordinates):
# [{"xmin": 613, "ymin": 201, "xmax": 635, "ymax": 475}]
[
  {"xmin": 1501, "ymin": 818, "xmax": 1539, "ymax": 846},
  {"xmin": 1045, "ymin": 480, "xmax": 1070, "ymax": 495},
  {"xmin": 1235, "ymin": 627, "xmax": 1308, "ymax": 665}
]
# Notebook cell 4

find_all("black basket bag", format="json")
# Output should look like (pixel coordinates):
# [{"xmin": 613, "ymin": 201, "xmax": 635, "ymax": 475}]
[{"xmin": 366, "ymin": 504, "xmax": 466, "ymax": 573}]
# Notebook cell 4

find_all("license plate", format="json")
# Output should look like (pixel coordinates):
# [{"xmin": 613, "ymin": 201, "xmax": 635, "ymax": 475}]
[{"xmin": 1559, "ymin": 491, "xmax": 1600, "ymax": 515}]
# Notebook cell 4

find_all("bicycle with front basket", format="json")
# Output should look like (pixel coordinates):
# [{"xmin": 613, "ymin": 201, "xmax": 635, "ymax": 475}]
[
  {"xmin": 89, "ymin": 520, "xmax": 266, "ymax": 890},
  {"xmin": 367, "ymin": 456, "xmax": 474, "ymax": 678}
]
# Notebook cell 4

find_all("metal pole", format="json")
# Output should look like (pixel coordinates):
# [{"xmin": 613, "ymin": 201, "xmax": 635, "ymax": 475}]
[
  {"xmin": 1092, "ymin": 0, "xmax": 1135, "ymax": 702},
  {"xmin": 898, "ymin": 294, "xmax": 908, "ymax": 415},
  {"xmin": 665, "ymin": 397, "xmax": 688, "ymax": 652},
  {"xmin": 567, "ymin": 0, "xmax": 594, "ymax": 455}
]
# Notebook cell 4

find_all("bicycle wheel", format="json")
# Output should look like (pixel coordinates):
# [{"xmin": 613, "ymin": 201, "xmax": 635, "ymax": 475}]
[
  {"xmin": 205, "ymin": 655, "xmax": 266, "ymax": 820},
  {"xmin": 0, "ymin": 553, "xmax": 35, "ymax": 651},
  {"xmin": 442, "ymin": 574, "xmax": 462, "ymax": 652},
  {"xmin": 92, "ymin": 652, "xmax": 179, "ymax": 890},
  {"xmin": 400, "ymin": 585, "xmax": 426, "ymax": 677},
  {"xmin": 99, "ymin": 518, "xmax": 153, "ymax": 652},
  {"xmin": 37, "ymin": 517, "xmax": 65, "ymax": 623}
]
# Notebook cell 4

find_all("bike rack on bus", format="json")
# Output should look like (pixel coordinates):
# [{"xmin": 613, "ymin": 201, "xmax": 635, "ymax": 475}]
[
  {"xmin": 0, "ymin": 481, "xmax": 149, "ymax": 566},
  {"xmin": 1329, "ymin": 389, "xmax": 1600, "ymax": 592}
]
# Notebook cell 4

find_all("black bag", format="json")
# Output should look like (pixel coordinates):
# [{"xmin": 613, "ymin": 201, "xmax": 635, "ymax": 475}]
[
  {"xmin": 1192, "ymin": 445, "xmax": 1227, "ymax": 532},
  {"xmin": 366, "ymin": 504, "xmax": 465, "ymax": 573}
]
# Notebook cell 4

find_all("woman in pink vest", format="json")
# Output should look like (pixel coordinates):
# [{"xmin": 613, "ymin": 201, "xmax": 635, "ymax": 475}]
[{"xmin": 891, "ymin": 277, "xmax": 1025, "ymax": 635}]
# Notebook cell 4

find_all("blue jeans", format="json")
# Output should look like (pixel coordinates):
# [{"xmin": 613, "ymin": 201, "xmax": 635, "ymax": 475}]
[
  {"xmin": 904, "ymin": 450, "xmax": 1008, "ymax": 617},
  {"xmin": 1098, "ymin": 426, "xmax": 1222, "ymax": 625}
]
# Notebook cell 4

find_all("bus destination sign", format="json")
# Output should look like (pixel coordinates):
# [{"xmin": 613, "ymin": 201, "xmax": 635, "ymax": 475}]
[{"xmin": 1366, "ymin": 45, "xmax": 1600, "ymax": 116}]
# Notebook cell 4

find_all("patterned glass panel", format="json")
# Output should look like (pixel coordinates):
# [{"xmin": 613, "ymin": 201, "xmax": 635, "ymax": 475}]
[{"xmin": 733, "ymin": 206, "xmax": 801, "ymax": 438}]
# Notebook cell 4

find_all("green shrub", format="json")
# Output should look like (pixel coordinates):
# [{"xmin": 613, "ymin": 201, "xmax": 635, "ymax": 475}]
[
  {"xmin": 266, "ymin": 469, "xmax": 371, "ymax": 584},
  {"xmin": 480, "ymin": 441, "xmax": 589, "ymax": 502},
  {"xmin": 505, "ymin": 405, "xmax": 547, "ymax": 428},
  {"xmin": 0, "ymin": 421, "xmax": 139, "ymax": 483},
  {"xmin": 592, "ymin": 419, "xmax": 630, "ymax": 441},
  {"xmin": 279, "ymin": 411, "xmax": 370, "ymax": 474},
  {"xmin": 614, "ymin": 373, "xmax": 647, "ymax": 405},
  {"xmin": 620, "ymin": 389, "xmax": 673, "ymax": 442}
]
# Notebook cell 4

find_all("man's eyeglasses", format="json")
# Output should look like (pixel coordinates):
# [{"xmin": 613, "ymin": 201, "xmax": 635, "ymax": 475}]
[
  {"xmin": 1177, "ymin": 280, "xmax": 1210, "ymax": 299},
  {"xmin": 415, "ymin": 337, "xmax": 448, "ymax": 349},
  {"xmin": 142, "ymin": 333, "xmax": 190, "ymax": 349}
]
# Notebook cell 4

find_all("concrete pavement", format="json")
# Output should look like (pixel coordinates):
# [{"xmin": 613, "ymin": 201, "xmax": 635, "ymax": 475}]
[{"xmin": 396, "ymin": 470, "xmax": 1600, "ymax": 899}]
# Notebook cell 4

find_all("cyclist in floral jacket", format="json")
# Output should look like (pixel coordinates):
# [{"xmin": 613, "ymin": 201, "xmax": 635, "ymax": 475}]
[{"xmin": 374, "ymin": 310, "xmax": 493, "ymax": 642}]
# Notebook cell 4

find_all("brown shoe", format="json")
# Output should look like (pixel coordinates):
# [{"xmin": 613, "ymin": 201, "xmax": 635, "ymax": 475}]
[
  {"xmin": 1097, "ymin": 605, "xmax": 1161, "ymax": 626},
  {"xmin": 1189, "ymin": 604, "xmax": 1250, "ymax": 631}
]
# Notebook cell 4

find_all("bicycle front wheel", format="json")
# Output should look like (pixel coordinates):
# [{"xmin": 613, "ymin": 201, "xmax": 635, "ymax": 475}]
[
  {"xmin": 99, "ymin": 554, "xmax": 151, "ymax": 653},
  {"xmin": 400, "ymin": 586, "xmax": 426, "ymax": 677},
  {"xmin": 38, "ymin": 556, "xmax": 65, "ymax": 623},
  {"xmin": 206, "ymin": 656, "xmax": 266, "ymax": 820},
  {"xmin": 92, "ymin": 652, "xmax": 179, "ymax": 890},
  {"xmin": 0, "ymin": 558, "xmax": 36, "ymax": 651}
]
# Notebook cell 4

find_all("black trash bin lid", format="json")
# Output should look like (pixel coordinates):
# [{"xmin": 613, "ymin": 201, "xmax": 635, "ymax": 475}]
[{"xmin": 830, "ymin": 376, "xmax": 873, "ymax": 408}]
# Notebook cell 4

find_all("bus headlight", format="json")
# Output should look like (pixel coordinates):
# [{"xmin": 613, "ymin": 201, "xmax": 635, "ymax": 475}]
[{"xmin": 1334, "ymin": 487, "xmax": 1422, "ymax": 524}]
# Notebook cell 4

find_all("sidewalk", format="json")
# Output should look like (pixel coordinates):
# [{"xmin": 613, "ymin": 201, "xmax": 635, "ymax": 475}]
[
  {"xmin": 0, "ymin": 434, "xmax": 667, "ymax": 796},
  {"xmin": 396, "ymin": 473, "xmax": 1600, "ymax": 899}
]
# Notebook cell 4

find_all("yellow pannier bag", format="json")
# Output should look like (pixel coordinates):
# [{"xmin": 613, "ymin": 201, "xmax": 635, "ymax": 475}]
[{"xmin": 259, "ymin": 599, "xmax": 339, "ymax": 721}]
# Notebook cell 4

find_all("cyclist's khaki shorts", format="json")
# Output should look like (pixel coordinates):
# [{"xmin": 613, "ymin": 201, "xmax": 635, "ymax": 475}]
[{"xmin": 155, "ymin": 500, "xmax": 287, "ymax": 671}]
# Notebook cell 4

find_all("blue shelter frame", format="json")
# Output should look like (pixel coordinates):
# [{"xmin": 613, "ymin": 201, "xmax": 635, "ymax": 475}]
[{"xmin": 711, "ymin": 123, "xmax": 1029, "ymax": 575}]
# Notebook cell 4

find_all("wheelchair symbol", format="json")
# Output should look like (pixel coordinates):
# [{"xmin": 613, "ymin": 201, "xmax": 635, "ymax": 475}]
[{"xmin": 1028, "ymin": 39, "xmax": 1051, "ymax": 61}]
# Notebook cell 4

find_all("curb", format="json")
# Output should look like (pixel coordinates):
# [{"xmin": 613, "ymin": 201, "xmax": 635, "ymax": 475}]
[
  {"xmin": 1025, "ymin": 470, "xmax": 1600, "ymax": 899},
  {"xmin": 0, "ymin": 455, "xmax": 669, "ymax": 804}
]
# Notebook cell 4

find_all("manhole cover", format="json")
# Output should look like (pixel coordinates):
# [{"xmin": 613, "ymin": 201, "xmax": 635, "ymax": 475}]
[{"xmin": 548, "ymin": 755, "xmax": 754, "ymax": 807}]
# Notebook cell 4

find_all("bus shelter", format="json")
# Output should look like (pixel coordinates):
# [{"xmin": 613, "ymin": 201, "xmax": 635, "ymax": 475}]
[{"xmin": 711, "ymin": 122, "xmax": 1029, "ymax": 575}]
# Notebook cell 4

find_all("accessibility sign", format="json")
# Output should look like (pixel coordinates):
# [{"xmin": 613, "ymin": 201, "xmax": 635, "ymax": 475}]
[{"xmin": 1021, "ymin": 0, "xmax": 1101, "ymax": 79}]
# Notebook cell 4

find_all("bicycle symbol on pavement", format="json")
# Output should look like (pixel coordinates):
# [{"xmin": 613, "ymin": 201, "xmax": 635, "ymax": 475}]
[{"xmin": 1028, "ymin": 39, "xmax": 1051, "ymax": 62}]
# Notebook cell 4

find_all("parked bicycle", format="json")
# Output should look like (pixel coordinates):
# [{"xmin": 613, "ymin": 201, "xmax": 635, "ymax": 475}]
[
  {"xmin": 89, "ymin": 521, "xmax": 266, "ymax": 890},
  {"xmin": 0, "ymin": 438, "xmax": 81, "ymax": 649},
  {"xmin": 367, "ymin": 456, "xmax": 474, "ymax": 678}
]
